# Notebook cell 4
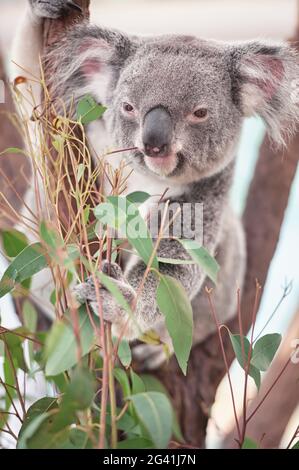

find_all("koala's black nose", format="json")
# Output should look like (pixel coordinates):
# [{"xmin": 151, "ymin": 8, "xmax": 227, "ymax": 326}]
[{"xmin": 142, "ymin": 107, "xmax": 173, "ymax": 158}]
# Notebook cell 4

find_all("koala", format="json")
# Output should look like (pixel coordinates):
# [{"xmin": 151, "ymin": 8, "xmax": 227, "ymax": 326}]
[{"xmin": 11, "ymin": 0, "xmax": 299, "ymax": 369}]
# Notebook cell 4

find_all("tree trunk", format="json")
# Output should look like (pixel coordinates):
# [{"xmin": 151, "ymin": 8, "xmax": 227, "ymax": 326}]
[
  {"xmin": 42, "ymin": 1, "xmax": 97, "ymax": 237},
  {"xmin": 43, "ymin": 0, "xmax": 90, "ymax": 48},
  {"xmin": 0, "ymin": 50, "xmax": 30, "ymax": 229}
]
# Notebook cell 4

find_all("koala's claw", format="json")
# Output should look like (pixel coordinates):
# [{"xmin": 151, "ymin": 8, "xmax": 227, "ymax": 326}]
[
  {"xmin": 101, "ymin": 260, "xmax": 125, "ymax": 281},
  {"xmin": 66, "ymin": 1, "xmax": 83, "ymax": 13},
  {"xmin": 29, "ymin": 0, "xmax": 82, "ymax": 19},
  {"xmin": 73, "ymin": 263, "xmax": 136, "ymax": 326},
  {"xmin": 73, "ymin": 278, "xmax": 95, "ymax": 304}
]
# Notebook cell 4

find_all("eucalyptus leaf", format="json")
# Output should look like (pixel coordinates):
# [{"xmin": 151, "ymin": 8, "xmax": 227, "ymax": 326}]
[
  {"xmin": 1, "ymin": 229, "xmax": 28, "ymax": 258},
  {"xmin": 95, "ymin": 196, "xmax": 159, "ymax": 270},
  {"xmin": 128, "ymin": 392, "xmax": 172, "ymax": 449},
  {"xmin": 242, "ymin": 437, "xmax": 258, "ymax": 449},
  {"xmin": 126, "ymin": 192, "xmax": 151, "ymax": 205},
  {"xmin": 0, "ymin": 147, "xmax": 26, "ymax": 156},
  {"xmin": 51, "ymin": 368, "xmax": 94, "ymax": 432},
  {"xmin": 98, "ymin": 272, "xmax": 133, "ymax": 318},
  {"xmin": 23, "ymin": 301, "xmax": 38, "ymax": 368},
  {"xmin": 118, "ymin": 437, "xmax": 154, "ymax": 449},
  {"xmin": 141, "ymin": 374, "xmax": 184, "ymax": 443},
  {"xmin": 18, "ymin": 397, "xmax": 58, "ymax": 449},
  {"xmin": 130, "ymin": 369, "xmax": 146, "ymax": 395},
  {"xmin": 76, "ymin": 95, "xmax": 107, "ymax": 125},
  {"xmin": 251, "ymin": 333, "xmax": 282, "ymax": 371},
  {"xmin": 114, "ymin": 368, "xmax": 131, "ymax": 398},
  {"xmin": 157, "ymin": 274, "xmax": 193, "ymax": 375},
  {"xmin": 179, "ymin": 239, "xmax": 219, "ymax": 284},
  {"xmin": 1, "ymin": 327, "xmax": 29, "ymax": 372},
  {"xmin": 0, "ymin": 243, "xmax": 49, "ymax": 299},
  {"xmin": 114, "ymin": 337, "xmax": 132, "ymax": 368},
  {"xmin": 44, "ymin": 307, "xmax": 96, "ymax": 376},
  {"xmin": 229, "ymin": 333, "xmax": 261, "ymax": 389}
]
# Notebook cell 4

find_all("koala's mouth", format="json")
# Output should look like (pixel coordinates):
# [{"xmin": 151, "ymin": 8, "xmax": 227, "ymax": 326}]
[{"xmin": 134, "ymin": 150, "xmax": 184, "ymax": 178}]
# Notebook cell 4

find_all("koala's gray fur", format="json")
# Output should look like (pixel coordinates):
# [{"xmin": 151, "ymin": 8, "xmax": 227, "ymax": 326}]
[{"xmin": 11, "ymin": 0, "xmax": 299, "ymax": 367}]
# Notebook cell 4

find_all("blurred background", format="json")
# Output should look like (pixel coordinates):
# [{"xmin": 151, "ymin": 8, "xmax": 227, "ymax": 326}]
[{"xmin": 0, "ymin": 0, "xmax": 298, "ymax": 448}]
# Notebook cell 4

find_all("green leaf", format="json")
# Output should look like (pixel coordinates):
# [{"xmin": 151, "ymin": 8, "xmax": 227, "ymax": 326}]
[
  {"xmin": 23, "ymin": 300, "xmax": 38, "ymax": 333},
  {"xmin": 77, "ymin": 164, "xmax": 86, "ymax": 183},
  {"xmin": 67, "ymin": 428, "xmax": 93, "ymax": 449},
  {"xmin": 65, "ymin": 367, "xmax": 94, "ymax": 410},
  {"xmin": 95, "ymin": 196, "xmax": 159, "ymax": 271},
  {"xmin": 18, "ymin": 397, "xmax": 58, "ymax": 449},
  {"xmin": 0, "ymin": 243, "xmax": 48, "ymax": 299},
  {"xmin": 118, "ymin": 437, "xmax": 154, "ymax": 449},
  {"xmin": 128, "ymin": 392, "xmax": 172, "ymax": 449},
  {"xmin": 114, "ymin": 337, "xmax": 132, "ymax": 368},
  {"xmin": 83, "ymin": 205, "xmax": 90, "ymax": 224},
  {"xmin": 114, "ymin": 368, "xmax": 131, "ymax": 398},
  {"xmin": 0, "ymin": 408, "xmax": 9, "ymax": 430},
  {"xmin": 251, "ymin": 333, "xmax": 282, "ymax": 371},
  {"xmin": 18, "ymin": 413, "xmax": 70, "ymax": 449},
  {"xmin": 0, "ymin": 147, "xmax": 26, "ymax": 156},
  {"xmin": 40, "ymin": 222, "xmax": 63, "ymax": 251},
  {"xmin": 1, "ymin": 327, "xmax": 29, "ymax": 372},
  {"xmin": 291, "ymin": 440, "xmax": 299, "ymax": 449},
  {"xmin": 229, "ymin": 333, "xmax": 261, "ymax": 389},
  {"xmin": 44, "ymin": 306, "xmax": 96, "ymax": 376},
  {"xmin": 18, "ymin": 413, "xmax": 51, "ymax": 449},
  {"xmin": 157, "ymin": 257, "xmax": 197, "ymax": 265},
  {"xmin": 130, "ymin": 369, "xmax": 146, "ymax": 395},
  {"xmin": 117, "ymin": 412, "xmax": 136, "ymax": 433},
  {"xmin": 98, "ymin": 272, "xmax": 133, "ymax": 318},
  {"xmin": 23, "ymin": 300, "xmax": 38, "ymax": 367},
  {"xmin": 3, "ymin": 354, "xmax": 17, "ymax": 408},
  {"xmin": 51, "ymin": 368, "xmax": 94, "ymax": 432},
  {"xmin": 156, "ymin": 274, "xmax": 193, "ymax": 375},
  {"xmin": 52, "ymin": 135, "xmax": 65, "ymax": 153},
  {"xmin": 179, "ymin": 239, "xmax": 219, "ymax": 284},
  {"xmin": 1, "ymin": 229, "xmax": 28, "ymax": 257},
  {"xmin": 48, "ymin": 373, "xmax": 69, "ymax": 394},
  {"xmin": 76, "ymin": 95, "xmax": 107, "ymax": 125},
  {"xmin": 126, "ymin": 192, "xmax": 151, "ymax": 205},
  {"xmin": 242, "ymin": 437, "xmax": 258, "ymax": 449},
  {"xmin": 140, "ymin": 374, "xmax": 184, "ymax": 443}
]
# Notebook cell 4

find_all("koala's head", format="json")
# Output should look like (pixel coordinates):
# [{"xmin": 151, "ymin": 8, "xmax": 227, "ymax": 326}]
[{"xmin": 51, "ymin": 26, "xmax": 299, "ymax": 184}]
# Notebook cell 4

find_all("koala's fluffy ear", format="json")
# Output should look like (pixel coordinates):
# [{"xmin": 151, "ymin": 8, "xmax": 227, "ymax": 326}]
[
  {"xmin": 46, "ymin": 25, "xmax": 136, "ymax": 109},
  {"xmin": 232, "ymin": 42, "xmax": 299, "ymax": 145}
]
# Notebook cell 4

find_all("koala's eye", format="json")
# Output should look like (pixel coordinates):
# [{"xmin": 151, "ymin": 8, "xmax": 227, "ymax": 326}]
[
  {"xmin": 187, "ymin": 107, "xmax": 209, "ymax": 124},
  {"xmin": 122, "ymin": 102, "xmax": 134, "ymax": 114},
  {"xmin": 194, "ymin": 108, "xmax": 208, "ymax": 119}
]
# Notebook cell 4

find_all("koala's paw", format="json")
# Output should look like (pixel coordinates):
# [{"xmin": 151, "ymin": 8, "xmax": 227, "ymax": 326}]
[
  {"xmin": 29, "ymin": 0, "xmax": 82, "ymax": 19},
  {"xmin": 132, "ymin": 343, "xmax": 171, "ymax": 371},
  {"xmin": 73, "ymin": 262, "xmax": 136, "ymax": 325}
]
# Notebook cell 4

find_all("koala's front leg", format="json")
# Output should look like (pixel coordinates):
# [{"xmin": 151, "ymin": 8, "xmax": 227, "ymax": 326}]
[
  {"xmin": 74, "ymin": 261, "xmax": 140, "ymax": 339},
  {"xmin": 74, "ymin": 241, "xmax": 203, "ymax": 368},
  {"xmin": 75, "ymin": 239, "xmax": 202, "ymax": 339},
  {"xmin": 125, "ymin": 238, "xmax": 202, "ymax": 335}
]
